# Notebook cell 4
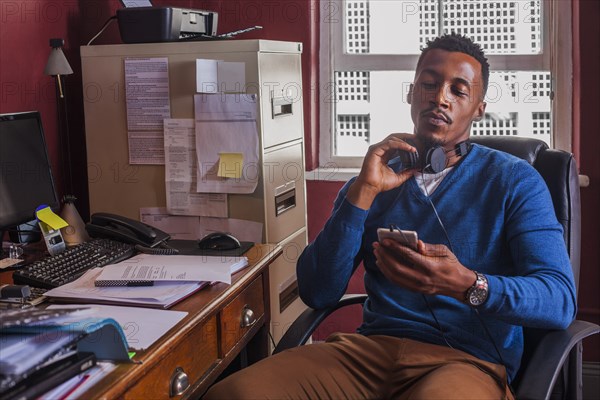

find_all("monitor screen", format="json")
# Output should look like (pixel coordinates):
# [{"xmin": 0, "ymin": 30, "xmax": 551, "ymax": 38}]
[{"xmin": 0, "ymin": 111, "xmax": 59, "ymax": 232}]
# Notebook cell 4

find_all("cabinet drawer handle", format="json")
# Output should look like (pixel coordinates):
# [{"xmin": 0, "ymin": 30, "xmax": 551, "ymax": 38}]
[
  {"xmin": 240, "ymin": 306, "xmax": 257, "ymax": 328},
  {"xmin": 170, "ymin": 367, "xmax": 189, "ymax": 397}
]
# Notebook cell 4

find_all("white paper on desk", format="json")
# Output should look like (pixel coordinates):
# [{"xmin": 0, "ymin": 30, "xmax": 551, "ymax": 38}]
[
  {"xmin": 124, "ymin": 57, "xmax": 171, "ymax": 132},
  {"xmin": 140, "ymin": 207, "xmax": 200, "ymax": 240},
  {"xmin": 45, "ymin": 269, "xmax": 204, "ymax": 308},
  {"xmin": 48, "ymin": 304, "xmax": 187, "ymax": 350},
  {"xmin": 164, "ymin": 118, "xmax": 228, "ymax": 217},
  {"xmin": 96, "ymin": 253, "xmax": 248, "ymax": 284},
  {"xmin": 128, "ymin": 130, "xmax": 165, "ymax": 164},
  {"xmin": 194, "ymin": 94, "xmax": 259, "ymax": 194}
]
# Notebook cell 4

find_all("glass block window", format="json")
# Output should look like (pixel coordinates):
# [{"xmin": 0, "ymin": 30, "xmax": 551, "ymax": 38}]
[
  {"xmin": 345, "ymin": 1, "xmax": 370, "ymax": 54},
  {"xmin": 337, "ymin": 114, "xmax": 370, "ymax": 138},
  {"xmin": 420, "ymin": 0, "xmax": 440, "ymax": 48},
  {"xmin": 336, "ymin": 114, "xmax": 371, "ymax": 156},
  {"xmin": 530, "ymin": 72, "xmax": 551, "ymax": 98},
  {"xmin": 343, "ymin": 0, "xmax": 542, "ymax": 55},
  {"xmin": 325, "ymin": 0, "xmax": 563, "ymax": 167},
  {"xmin": 532, "ymin": 112, "xmax": 551, "ymax": 136},
  {"xmin": 472, "ymin": 113, "xmax": 519, "ymax": 136},
  {"xmin": 442, "ymin": 1, "xmax": 541, "ymax": 55},
  {"xmin": 335, "ymin": 71, "xmax": 370, "ymax": 102}
]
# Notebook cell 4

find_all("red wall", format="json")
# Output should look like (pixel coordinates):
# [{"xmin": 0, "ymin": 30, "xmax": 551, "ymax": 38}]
[
  {"xmin": 1, "ymin": 0, "xmax": 320, "ymax": 218},
  {"xmin": 574, "ymin": 0, "xmax": 600, "ymax": 361}
]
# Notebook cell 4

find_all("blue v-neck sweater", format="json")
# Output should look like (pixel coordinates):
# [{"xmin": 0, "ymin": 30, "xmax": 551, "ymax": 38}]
[{"xmin": 297, "ymin": 144, "xmax": 576, "ymax": 381}]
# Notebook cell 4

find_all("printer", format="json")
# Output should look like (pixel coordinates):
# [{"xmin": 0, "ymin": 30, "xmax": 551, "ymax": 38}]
[{"xmin": 117, "ymin": 7, "xmax": 218, "ymax": 43}]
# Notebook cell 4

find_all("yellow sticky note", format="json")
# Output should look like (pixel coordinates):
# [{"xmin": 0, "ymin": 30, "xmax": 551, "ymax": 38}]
[
  {"xmin": 36, "ymin": 206, "xmax": 68, "ymax": 230},
  {"xmin": 217, "ymin": 152, "xmax": 244, "ymax": 179}
]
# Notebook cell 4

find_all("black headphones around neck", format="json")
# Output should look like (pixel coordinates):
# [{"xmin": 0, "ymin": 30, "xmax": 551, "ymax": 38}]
[{"xmin": 388, "ymin": 140, "xmax": 471, "ymax": 174}]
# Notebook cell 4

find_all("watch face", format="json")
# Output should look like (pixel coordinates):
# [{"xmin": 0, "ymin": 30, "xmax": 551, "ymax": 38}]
[{"xmin": 469, "ymin": 288, "xmax": 487, "ymax": 306}]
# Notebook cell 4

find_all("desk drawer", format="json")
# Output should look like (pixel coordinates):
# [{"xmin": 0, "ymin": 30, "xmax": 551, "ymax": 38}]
[
  {"xmin": 124, "ymin": 317, "xmax": 218, "ymax": 399},
  {"xmin": 220, "ymin": 277, "xmax": 265, "ymax": 356}
]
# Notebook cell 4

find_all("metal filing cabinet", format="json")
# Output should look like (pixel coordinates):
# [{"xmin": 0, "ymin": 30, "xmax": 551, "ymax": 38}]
[{"xmin": 80, "ymin": 40, "xmax": 308, "ymax": 348}]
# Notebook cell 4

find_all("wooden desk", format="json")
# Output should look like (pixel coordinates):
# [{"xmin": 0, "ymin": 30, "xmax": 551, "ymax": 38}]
[{"xmin": 74, "ymin": 243, "xmax": 281, "ymax": 399}]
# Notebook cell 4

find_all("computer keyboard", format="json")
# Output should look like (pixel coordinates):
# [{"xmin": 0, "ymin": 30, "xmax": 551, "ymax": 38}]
[{"xmin": 13, "ymin": 239, "xmax": 135, "ymax": 290}]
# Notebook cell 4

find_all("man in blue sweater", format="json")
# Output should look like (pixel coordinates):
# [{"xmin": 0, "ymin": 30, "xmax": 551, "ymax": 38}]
[{"xmin": 205, "ymin": 33, "xmax": 576, "ymax": 399}]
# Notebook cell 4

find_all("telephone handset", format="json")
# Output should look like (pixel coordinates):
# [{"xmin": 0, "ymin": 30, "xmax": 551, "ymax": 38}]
[{"xmin": 86, "ymin": 212, "xmax": 171, "ymax": 248}]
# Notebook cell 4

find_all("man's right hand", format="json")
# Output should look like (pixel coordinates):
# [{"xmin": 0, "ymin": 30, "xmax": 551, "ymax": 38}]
[{"xmin": 346, "ymin": 134, "xmax": 417, "ymax": 210}]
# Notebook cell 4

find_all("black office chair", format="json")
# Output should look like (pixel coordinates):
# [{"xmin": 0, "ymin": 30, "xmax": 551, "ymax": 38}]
[{"xmin": 274, "ymin": 136, "xmax": 600, "ymax": 400}]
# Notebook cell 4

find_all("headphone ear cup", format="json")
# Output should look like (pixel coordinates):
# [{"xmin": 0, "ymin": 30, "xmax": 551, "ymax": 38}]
[{"xmin": 426, "ymin": 147, "xmax": 448, "ymax": 174}]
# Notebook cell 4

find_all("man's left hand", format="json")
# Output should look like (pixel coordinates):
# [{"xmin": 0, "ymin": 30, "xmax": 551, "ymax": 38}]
[{"xmin": 373, "ymin": 239, "xmax": 477, "ymax": 301}]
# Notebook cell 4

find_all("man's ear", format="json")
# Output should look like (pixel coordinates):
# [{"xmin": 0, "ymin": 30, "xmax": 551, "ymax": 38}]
[
  {"xmin": 407, "ymin": 83, "xmax": 414, "ymax": 105},
  {"xmin": 473, "ymin": 101, "xmax": 486, "ymax": 122}
]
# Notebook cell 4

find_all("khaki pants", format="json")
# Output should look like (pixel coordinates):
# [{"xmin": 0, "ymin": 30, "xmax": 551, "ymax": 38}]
[{"xmin": 204, "ymin": 333, "xmax": 514, "ymax": 400}]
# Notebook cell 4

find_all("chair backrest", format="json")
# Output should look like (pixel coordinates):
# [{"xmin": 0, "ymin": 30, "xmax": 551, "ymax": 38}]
[
  {"xmin": 470, "ymin": 136, "xmax": 582, "ymax": 390},
  {"xmin": 470, "ymin": 136, "xmax": 581, "ymax": 290}
]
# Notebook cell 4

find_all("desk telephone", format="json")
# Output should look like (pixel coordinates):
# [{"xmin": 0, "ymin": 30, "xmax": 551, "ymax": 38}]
[{"xmin": 85, "ymin": 212, "xmax": 171, "ymax": 248}]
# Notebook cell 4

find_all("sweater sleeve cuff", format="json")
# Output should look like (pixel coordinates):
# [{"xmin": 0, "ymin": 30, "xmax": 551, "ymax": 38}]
[{"xmin": 481, "ymin": 274, "xmax": 502, "ymax": 311}]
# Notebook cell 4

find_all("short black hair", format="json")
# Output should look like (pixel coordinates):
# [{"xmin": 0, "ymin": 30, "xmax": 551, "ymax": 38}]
[{"xmin": 417, "ymin": 33, "xmax": 489, "ymax": 97}]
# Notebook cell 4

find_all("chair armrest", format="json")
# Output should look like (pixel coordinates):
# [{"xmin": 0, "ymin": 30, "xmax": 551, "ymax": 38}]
[
  {"xmin": 516, "ymin": 320, "xmax": 600, "ymax": 400},
  {"xmin": 273, "ymin": 294, "xmax": 368, "ymax": 355}
]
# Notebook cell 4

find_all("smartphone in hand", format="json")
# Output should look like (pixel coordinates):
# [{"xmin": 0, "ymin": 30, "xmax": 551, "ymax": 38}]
[{"xmin": 377, "ymin": 228, "xmax": 418, "ymax": 250}]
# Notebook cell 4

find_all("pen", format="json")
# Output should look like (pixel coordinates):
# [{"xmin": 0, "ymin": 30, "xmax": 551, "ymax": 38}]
[
  {"xmin": 93, "ymin": 280, "xmax": 154, "ymax": 287},
  {"xmin": 126, "ymin": 281, "xmax": 154, "ymax": 287}
]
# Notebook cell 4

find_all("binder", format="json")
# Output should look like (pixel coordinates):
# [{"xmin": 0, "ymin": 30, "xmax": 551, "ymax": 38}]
[{"xmin": 0, "ymin": 352, "xmax": 96, "ymax": 400}]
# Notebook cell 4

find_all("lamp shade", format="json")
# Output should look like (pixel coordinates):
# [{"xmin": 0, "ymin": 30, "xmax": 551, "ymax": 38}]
[{"xmin": 44, "ymin": 47, "xmax": 73, "ymax": 76}]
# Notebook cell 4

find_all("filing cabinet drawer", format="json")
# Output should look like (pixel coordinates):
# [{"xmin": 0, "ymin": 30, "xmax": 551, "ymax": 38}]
[
  {"xmin": 220, "ymin": 277, "xmax": 265, "ymax": 356},
  {"xmin": 268, "ymin": 229, "xmax": 308, "ymax": 346},
  {"xmin": 258, "ymin": 53, "xmax": 304, "ymax": 148},
  {"xmin": 263, "ymin": 142, "xmax": 307, "ymax": 243},
  {"xmin": 124, "ymin": 317, "xmax": 218, "ymax": 399}
]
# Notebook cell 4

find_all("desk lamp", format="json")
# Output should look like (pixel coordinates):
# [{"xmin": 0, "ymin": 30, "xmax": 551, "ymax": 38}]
[
  {"xmin": 44, "ymin": 39, "xmax": 88, "ymax": 245},
  {"xmin": 44, "ymin": 38, "xmax": 73, "ymax": 98}
]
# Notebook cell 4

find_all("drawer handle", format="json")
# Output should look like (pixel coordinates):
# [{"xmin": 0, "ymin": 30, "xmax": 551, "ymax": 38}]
[
  {"xmin": 240, "ymin": 306, "xmax": 257, "ymax": 328},
  {"xmin": 170, "ymin": 367, "xmax": 190, "ymax": 397}
]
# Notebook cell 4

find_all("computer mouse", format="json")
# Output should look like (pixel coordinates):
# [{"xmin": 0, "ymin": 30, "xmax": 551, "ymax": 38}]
[{"xmin": 198, "ymin": 232, "xmax": 241, "ymax": 251}]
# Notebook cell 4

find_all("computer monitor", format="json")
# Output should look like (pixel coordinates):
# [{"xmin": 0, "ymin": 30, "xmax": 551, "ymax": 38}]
[{"xmin": 0, "ymin": 111, "xmax": 60, "ymax": 238}]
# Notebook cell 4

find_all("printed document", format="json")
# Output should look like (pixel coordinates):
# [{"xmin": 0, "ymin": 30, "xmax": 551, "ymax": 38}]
[
  {"xmin": 194, "ymin": 94, "xmax": 259, "ymax": 193},
  {"xmin": 124, "ymin": 57, "xmax": 171, "ymax": 164},
  {"xmin": 44, "ymin": 269, "xmax": 205, "ymax": 309},
  {"xmin": 95, "ymin": 253, "xmax": 248, "ymax": 285},
  {"xmin": 164, "ymin": 118, "xmax": 227, "ymax": 217}
]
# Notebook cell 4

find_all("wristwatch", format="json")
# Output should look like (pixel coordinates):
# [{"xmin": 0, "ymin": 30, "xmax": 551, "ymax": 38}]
[{"xmin": 466, "ymin": 271, "xmax": 489, "ymax": 307}]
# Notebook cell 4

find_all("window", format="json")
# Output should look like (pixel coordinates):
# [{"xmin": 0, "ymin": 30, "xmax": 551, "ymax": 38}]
[{"xmin": 319, "ymin": 0, "xmax": 572, "ymax": 169}]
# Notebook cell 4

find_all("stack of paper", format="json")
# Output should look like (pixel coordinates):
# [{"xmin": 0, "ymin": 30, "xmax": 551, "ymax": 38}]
[
  {"xmin": 94, "ymin": 253, "xmax": 249, "ymax": 286},
  {"xmin": 44, "ymin": 269, "xmax": 206, "ymax": 309}
]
